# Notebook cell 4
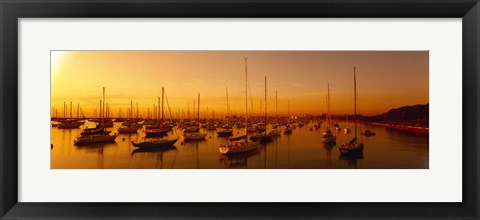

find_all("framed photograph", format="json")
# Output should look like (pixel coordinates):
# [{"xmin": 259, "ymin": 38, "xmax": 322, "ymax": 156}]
[{"xmin": 1, "ymin": 0, "xmax": 478, "ymax": 219}]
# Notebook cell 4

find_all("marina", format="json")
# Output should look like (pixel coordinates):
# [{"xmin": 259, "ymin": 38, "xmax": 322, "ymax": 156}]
[
  {"xmin": 51, "ymin": 50, "xmax": 429, "ymax": 169},
  {"xmin": 51, "ymin": 119, "xmax": 428, "ymax": 169}
]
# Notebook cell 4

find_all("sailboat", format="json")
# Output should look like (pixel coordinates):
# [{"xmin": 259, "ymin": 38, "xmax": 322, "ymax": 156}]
[
  {"xmin": 184, "ymin": 94, "xmax": 207, "ymax": 141},
  {"xmin": 118, "ymin": 102, "xmax": 142, "ymax": 133},
  {"xmin": 339, "ymin": 67, "xmax": 364, "ymax": 154},
  {"xmin": 268, "ymin": 90, "xmax": 281, "ymax": 137},
  {"xmin": 217, "ymin": 87, "xmax": 234, "ymax": 137},
  {"xmin": 322, "ymin": 83, "xmax": 336, "ymax": 144},
  {"xmin": 131, "ymin": 138, "xmax": 178, "ymax": 148},
  {"xmin": 144, "ymin": 96, "xmax": 168, "ymax": 137},
  {"xmin": 219, "ymin": 58, "xmax": 261, "ymax": 154},
  {"xmin": 58, "ymin": 102, "xmax": 84, "ymax": 129},
  {"xmin": 361, "ymin": 129, "xmax": 376, "ymax": 136},
  {"xmin": 250, "ymin": 76, "xmax": 273, "ymax": 143},
  {"xmin": 74, "ymin": 87, "xmax": 117, "ymax": 145},
  {"xmin": 132, "ymin": 87, "xmax": 179, "ymax": 148},
  {"xmin": 80, "ymin": 124, "xmax": 105, "ymax": 136},
  {"xmin": 118, "ymin": 124, "xmax": 141, "ymax": 134},
  {"xmin": 283, "ymin": 100, "xmax": 293, "ymax": 135}
]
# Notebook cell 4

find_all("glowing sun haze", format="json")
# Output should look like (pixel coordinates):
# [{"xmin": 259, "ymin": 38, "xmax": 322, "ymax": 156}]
[{"xmin": 51, "ymin": 51, "xmax": 428, "ymax": 118}]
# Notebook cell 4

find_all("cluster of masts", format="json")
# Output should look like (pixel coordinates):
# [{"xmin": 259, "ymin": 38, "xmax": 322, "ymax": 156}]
[
  {"xmin": 52, "ymin": 58, "xmax": 368, "ymax": 156},
  {"xmin": 52, "ymin": 100, "xmax": 295, "ymax": 120},
  {"xmin": 53, "ymin": 65, "xmax": 300, "ymax": 121}
]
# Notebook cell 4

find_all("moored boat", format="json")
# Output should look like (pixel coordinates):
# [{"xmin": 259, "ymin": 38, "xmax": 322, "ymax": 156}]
[
  {"xmin": 322, "ymin": 84, "xmax": 336, "ymax": 143},
  {"xmin": 339, "ymin": 67, "xmax": 365, "ymax": 155},
  {"xmin": 217, "ymin": 128, "xmax": 233, "ymax": 137},
  {"xmin": 283, "ymin": 125, "xmax": 293, "ymax": 135},
  {"xmin": 219, "ymin": 57, "xmax": 261, "ymax": 154},
  {"xmin": 361, "ymin": 130, "xmax": 376, "ymax": 136},
  {"xmin": 133, "ymin": 87, "xmax": 179, "ymax": 148},
  {"xmin": 74, "ymin": 87, "xmax": 117, "ymax": 145},
  {"xmin": 80, "ymin": 125, "xmax": 104, "ymax": 136},
  {"xmin": 268, "ymin": 130, "xmax": 281, "ymax": 137},
  {"xmin": 249, "ymin": 134, "xmax": 273, "ymax": 143},
  {"xmin": 131, "ymin": 138, "xmax": 179, "ymax": 148},
  {"xmin": 229, "ymin": 135, "xmax": 247, "ymax": 141},
  {"xmin": 144, "ymin": 129, "xmax": 168, "ymax": 137},
  {"xmin": 74, "ymin": 133, "xmax": 117, "ymax": 144},
  {"xmin": 118, "ymin": 125, "xmax": 141, "ymax": 134},
  {"xmin": 184, "ymin": 132, "xmax": 207, "ymax": 140},
  {"xmin": 322, "ymin": 128, "xmax": 336, "ymax": 144},
  {"xmin": 58, "ymin": 120, "xmax": 83, "ymax": 129},
  {"xmin": 219, "ymin": 141, "xmax": 260, "ymax": 154}
]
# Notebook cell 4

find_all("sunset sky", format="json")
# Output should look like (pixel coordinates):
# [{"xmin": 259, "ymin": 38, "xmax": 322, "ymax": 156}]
[{"xmin": 51, "ymin": 51, "xmax": 428, "ymax": 118}]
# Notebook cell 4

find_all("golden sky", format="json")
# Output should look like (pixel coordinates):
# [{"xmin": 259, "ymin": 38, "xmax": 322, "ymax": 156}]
[{"xmin": 51, "ymin": 51, "xmax": 428, "ymax": 118}]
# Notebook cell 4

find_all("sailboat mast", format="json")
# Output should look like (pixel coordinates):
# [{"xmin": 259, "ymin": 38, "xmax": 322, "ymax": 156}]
[
  {"xmin": 327, "ymin": 83, "xmax": 330, "ymax": 125},
  {"xmin": 226, "ymin": 87, "xmax": 229, "ymax": 123},
  {"xmin": 264, "ymin": 76, "xmax": 267, "ymax": 122},
  {"xmin": 162, "ymin": 87, "xmax": 165, "ymax": 123},
  {"xmin": 130, "ymin": 100, "xmax": 133, "ymax": 119},
  {"xmin": 276, "ymin": 91, "xmax": 278, "ymax": 121},
  {"xmin": 288, "ymin": 100, "xmax": 290, "ymax": 118},
  {"xmin": 197, "ymin": 93, "xmax": 200, "ymax": 121},
  {"xmin": 99, "ymin": 100, "xmax": 101, "ymax": 119},
  {"xmin": 157, "ymin": 98, "xmax": 160, "ymax": 121},
  {"xmin": 102, "ymin": 87, "xmax": 105, "ymax": 125},
  {"xmin": 354, "ymin": 67, "xmax": 357, "ymax": 138},
  {"xmin": 244, "ymin": 57, "xmax": 248, "ymax": 138}
]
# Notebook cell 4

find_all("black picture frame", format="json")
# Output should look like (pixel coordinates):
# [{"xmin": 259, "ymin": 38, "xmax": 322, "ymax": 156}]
[{"xmin": 1, "ymin": 0, "xmax": 478, "ymax": 219}]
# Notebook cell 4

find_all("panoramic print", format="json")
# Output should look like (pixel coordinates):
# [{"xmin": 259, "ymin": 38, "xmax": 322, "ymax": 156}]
[{"xmin": 51, "ymin": 51, "xmax": 429, "ymax": 169}]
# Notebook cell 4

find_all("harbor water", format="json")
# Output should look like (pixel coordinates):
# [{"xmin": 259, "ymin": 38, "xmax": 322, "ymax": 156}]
[{"xmin": 51, "ymin": 121, "xmax": 428, "ymax": 169}]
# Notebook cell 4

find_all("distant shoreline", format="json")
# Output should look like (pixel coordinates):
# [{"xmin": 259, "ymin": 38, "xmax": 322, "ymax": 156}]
[{"xmin": 366, "ymin": 122, "xmax": 429, "ymax": 134}]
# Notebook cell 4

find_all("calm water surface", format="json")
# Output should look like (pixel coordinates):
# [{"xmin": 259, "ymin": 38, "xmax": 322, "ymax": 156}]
[{"xmin": 51, "ymin": 122, "xmax": 428, "ymax": 169}]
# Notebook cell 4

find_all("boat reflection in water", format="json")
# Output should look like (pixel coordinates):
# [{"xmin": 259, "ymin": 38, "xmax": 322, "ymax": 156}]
[
  {"xmin": 51, "ymin": 121, "xmax": 428, "ymax": 169},
  {"xmin": 219, "ymin": 149, "xmax": 261, "ymax": 169},
  {"xmin": 131, "ymin": 145, "xmax": 177, "ymax": 155},
  {"xmin": 131, "ymin": 146, "xmax": 178, "ymax": 169},
  {"xmin": 338, "ymin": 153, "xmax": 364, "ymax": 169}
]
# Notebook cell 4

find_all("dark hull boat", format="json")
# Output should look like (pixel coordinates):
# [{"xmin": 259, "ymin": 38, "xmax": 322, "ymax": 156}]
[
  {"xmin": 206, "ymin": 126, "xmax": 217, "ymax": 130},
  {"xmin": 361, "ymin": 130, "xmax": 376, "ymax": 136},
  {"xmin": 283, "ymin": 127, "xmax": 293, "ymax": 135},
  {"xmin": 322, "ymin": 129, "xmax": 336, "ymax": 144},
  {"xmin": 58, "ymin": 120, "xmax": 83, "ymax": 129},
  {"xmin": 145, "ymin": 130, "xmax": 168, "ymax": 137},
  {"xmin": 74, "ymin": 133, "xmax": 117, "ymax": 145},
  {"xmin": 80, "ymin": 126, "xmax": 104, "ymax": 136},
  {"xmin": 229, "ymin": 135, "xmax": 247, "ymax": 141},
  {"xmin": 131, "ymin": 138, "xmax": 179, "ymax": 148},
  {"xmin": 339, "ymin": 137, "xmax": 364, "ymax": 154},
  {"xmin": 339, "ymin": 67, "xmax": 364, "ymax": 156},
  {"xmin": 217, "ymin": 129, "xmax": 233, "ymax": 137},
  {"xmin": 256, "ymin": 127, "xmax": 266, "ymax": 134},
  {"xmin": 268, "ymin": 130, "xmax": 281, "ymax": 137},
  {"xmin": 184, "ymin": 127, "xmax": 200, "ymax": 133},
  {"xmin": 249, "ymin": 134, "xmax": 273, "ymax": 143}
]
